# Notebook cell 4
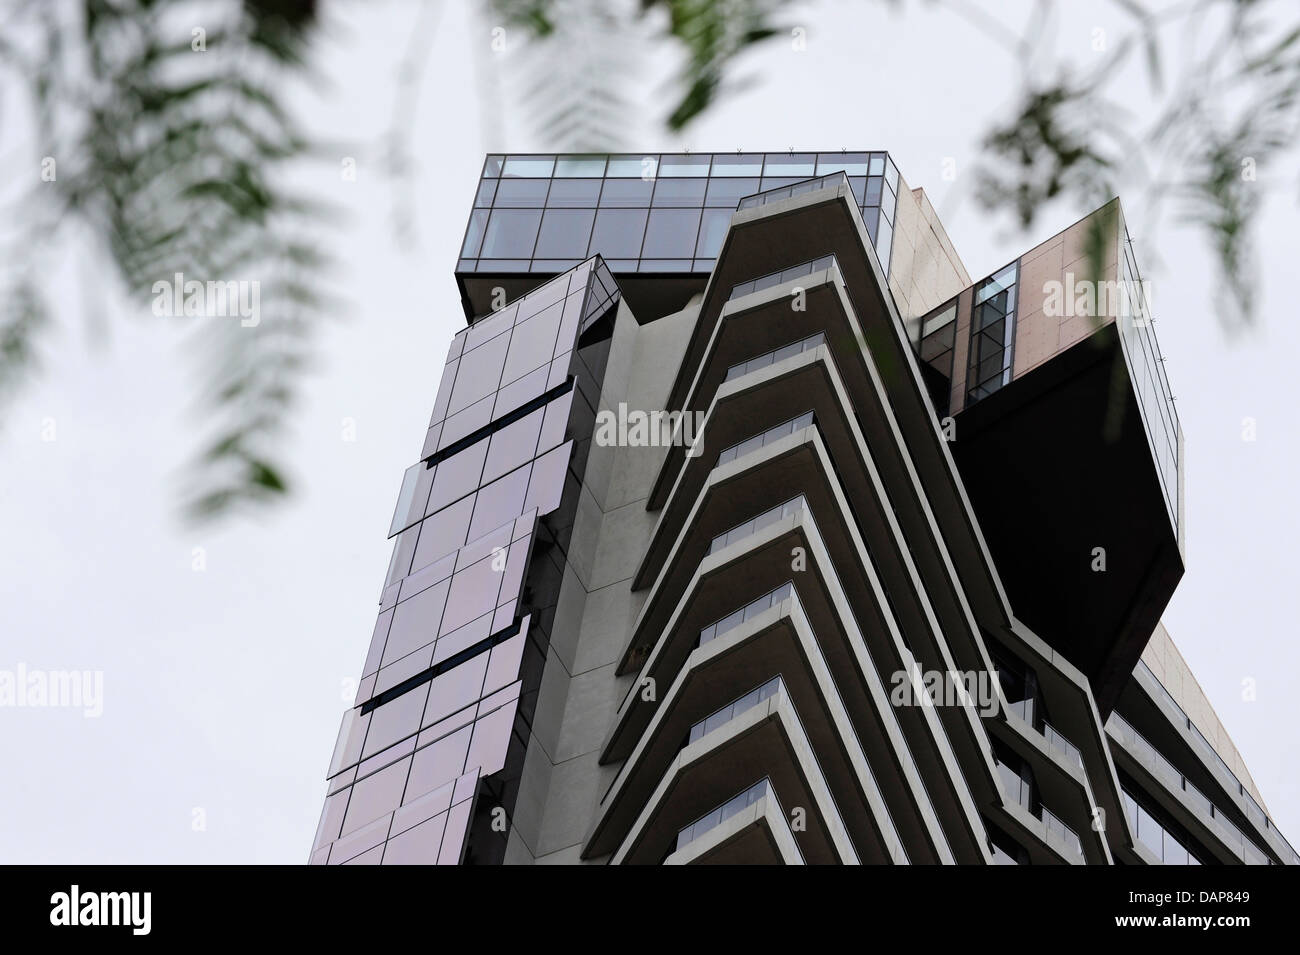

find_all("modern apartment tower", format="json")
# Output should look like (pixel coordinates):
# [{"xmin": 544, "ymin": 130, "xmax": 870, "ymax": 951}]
[{"xmin": 310, "ymin": 152, "xmax": 1295, "ymax": 865}]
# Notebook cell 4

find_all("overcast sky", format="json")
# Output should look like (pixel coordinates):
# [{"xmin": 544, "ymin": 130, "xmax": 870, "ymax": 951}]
[{"xmin": 1, "ymin": 0, "xmax": 1295, "ymax": 863}]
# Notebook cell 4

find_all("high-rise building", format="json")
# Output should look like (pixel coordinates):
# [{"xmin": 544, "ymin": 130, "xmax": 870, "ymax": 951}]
[{"xmin": 310, "ymin": 152, "xmax": 1295, "ymax": 865}]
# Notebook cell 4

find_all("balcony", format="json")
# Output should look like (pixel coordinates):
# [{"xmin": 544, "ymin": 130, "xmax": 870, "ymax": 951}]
[
  {"xmin": 995, "ymin": 755, "xmax": 1085, "ymax": 862},
  {"xmin": 698, "ymin": 581, "xmax": 795, "ymax": 646},
  {"xmin": 1042, "ymin": 721, "xmax": 1083, "ymax": 767},
  {"xmin": 729, "ymin": 255, "xmax": 840, "ymax": 303},
  {"xmin": 607, "ymin": 435, "xmax": 989, "ymax": 860},
  {"xmin": 1108, "ymin": 710, "xmax": 1272, "ymax": 864},
  {"xmin": 724, "ymin": 332, "xmax": 827, "ymax": 383},
  {"xmin": 589, "ymin": 579, "xmax": 920, "ymax": 862},
  {"xmin": 667, "ymin": 778, "xmax": 805, "ymax": 864},
  {"xmin": 654, "ymin": 161, "xmax": 1024, "ymax": 699},
  {"xmin": 1122, "ymin": 788, "xmax": 1201, "ymax": 865},
  {"xmin": 686, "ymin": 677, "xmax": 784, "ymax": 746},
  {"xmin": 738, "ymin": 172, "xmax": 850, "ymax": 211},
  {"xmin": 607, "ymin": 680, "xmax": 860, "ymax": 864},
  {"xmin": 715, "ymin": 415, "xmax": 816, "ymax": 470}
]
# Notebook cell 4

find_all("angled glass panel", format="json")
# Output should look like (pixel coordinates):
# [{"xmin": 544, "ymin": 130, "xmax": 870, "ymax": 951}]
[
  {"xmin": 555, "ymin": 155, "xmax": 606, "ymax": 177},
  {"xmin": 658, "ymin": 154, "xmax": 711, "ymax": 177},
  {"xmin": 461, "ymin": 210, "xmax": 489, "ymax": 257},
  {"xmin": 641, "ymin": 208, "xmax": 701, "ymax": 258},
  {"xmin": 546, "ymin": 179, "xmax": 602, "ymax": 207},
  {"xmin": 598, "ymin": 179, "xmax": 654, "ymax": 207},
  {"xmin": 474, "ymin": 180, "xmax": 497, "ymax": 207},
  {"xmin": 589, "ymin": 209, "xmax": 648, "ymax": 258},
  {"xmin": 502, "ymin": 155, "xmax": 554, "ymax": 177},
  {"xmin": 480, "ymin": 209, "xmax": 542, "ymax": 259},
  {"xmin": 651, "ymin": 178, "xmax": 707, "ymax": 207},
  {"xmin": 493, "ymin": 179, "xmax": 550, "ymax": 207},
  {"xmin": 763, "ymin": 153, "xmax": 815, "ymax": 176},
  {"xmin": 695, "ymin": 209, "xmax": 732, "ymax": 258},
  {"xmin": 705, "ymin": 177, "xmax": 760, "ymax": 207},
  {"xmin": 711, "ymin": 153, "xmax": 764, "ymax": 176},
  {"xmin": 606, "ymin": 155, "xmax": 657, "ymax": 178},
  {"xmin": 535, "ymin": 209, "xmax": 596, "ymax": 258}
]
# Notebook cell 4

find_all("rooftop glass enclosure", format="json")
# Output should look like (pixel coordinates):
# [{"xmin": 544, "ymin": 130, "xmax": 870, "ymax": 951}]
[{"xmin": 456, "ymin": 152, "xmax": 901, "ymax": 310}]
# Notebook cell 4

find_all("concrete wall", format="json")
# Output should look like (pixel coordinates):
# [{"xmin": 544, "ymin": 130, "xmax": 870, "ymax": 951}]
[
  {"xmin": 887, "ymin": 180, "xmax": 971, "ymax": 337},
  {"xmin": 507, "ymin": 295, "xmax": 699, "ymax": 863}
]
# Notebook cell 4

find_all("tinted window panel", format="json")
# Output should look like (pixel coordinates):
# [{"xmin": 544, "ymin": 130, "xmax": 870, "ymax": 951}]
[
  {"xmin": 481, "ymin": 209, "xmax": 541, "ymax": 258},
  {"xmin": 534, "ymin": 209, "xmax": 595, "ymax": 259},
  {"xmin": 589, "ymin": 209, "xmax": 648, "ymax": 258},
  {"xmin": 642, "ymin": 208, "xmax": 701, "ymax": 258}
]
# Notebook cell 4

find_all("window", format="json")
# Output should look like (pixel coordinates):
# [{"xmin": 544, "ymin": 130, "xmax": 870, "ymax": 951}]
[
  {"xmin": 588, "ymin": 209, "xmax": 647, "ymax": 258},
  {"xmin": 534, "ymin": 209, "xmax": 595, "ymax": 258},
  {"xmin": 967, "ymin": 261, "xmax": 1019, "ymax": 403},
  {"xmin": 695, "ymin": 210, "xmax": 731, "ymax": 258},
  {"xmin": 641, "ymin": 209, "xmax": 701, "ymax": 258},
  {"xmin": 480, "ymin": 209, "xmax": 542, "ymax": 259}
]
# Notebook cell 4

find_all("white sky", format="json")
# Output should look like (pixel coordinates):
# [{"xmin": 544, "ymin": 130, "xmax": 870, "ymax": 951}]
[{"xmin": 0, "ymin": 0, "xmax": 1295, "ymax": 863}]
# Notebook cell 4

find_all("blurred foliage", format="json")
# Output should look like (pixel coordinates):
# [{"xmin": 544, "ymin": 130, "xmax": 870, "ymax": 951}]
[
  {"xmin": 974, "ymin": 0, "xmax": 1300, "ymax": 329},
  {"xmin": 0, "ymin": 0, "xmax": 330, "ymax": 519},
  {"xmin": 493, "ymin": 0, "xmax": 789, "ymax": 133},
  {"xmin": 1, "ymin": 0, "xmax": 1297, "ymax": 520}
]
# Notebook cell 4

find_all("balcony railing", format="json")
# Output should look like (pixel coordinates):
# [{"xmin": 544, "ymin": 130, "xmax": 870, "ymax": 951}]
[
  {"xmin": 1043, "ymin": 720, "xmax": 1084, "ymax": 768},
  {"xmin": 729, "ymin": 255, "xmax": 839, "ymax": 302},
  {"xmin": 1042, "ymin": 807, "xmax": 1084, "ymax": 857},
  {"xmin": 716, "ymin": 412, "xmax": 815, "ymax": 469},
  {"xmin": 1121, "ymin": 787, "xmax": 1202, "ymax": 865},
  {"xmin": 737, "ymin": 171, "xmax": 850, "ymax": 211},
  {"xmin": 698, "ymin": 581, "xmax": 794, "ymax": 647},
  {"xmin": 997, "ymin": 672, "xmax": 1083, "ymax": 768},
  {"xmin": 996, "ymin": 756, "xmax": 1084, "ymax": 859},
  {"xmin": 687, "ymin": 676, "xmax": 784, "ymax": 747},
  {"xmin": 1136, "ymin": 660, "xmax": 1295, "ymax": 863},
  {"xmin": 707, "ymin": 497, "xmax": 806, "ymax": 558},
  {"xmin": 1109, "ymin": 710, "xmax": 1273, "ymax": 863},
  {"xmin": 725, "ymin": 332, "xmax": 827, "ymax": 383},
  {"xmin": 674, "ymin": 778, "xmax": 794, "ymax": 857}
]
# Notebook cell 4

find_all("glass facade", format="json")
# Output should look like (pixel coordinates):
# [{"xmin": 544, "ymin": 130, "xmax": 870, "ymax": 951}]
[
  {"xmin": 1109, "ymin": 706, "xmax": 1276, "ymax": 863},
  {"xmin": 965, "ymin": 261, "xmax": 1019, "ymax": 404},
  {"xmin": 1116, "ymin": 223, "xmax": 1180, "ymax": 534},
  {"xmin": 311, "ymin": 258, "xmax": 620, "ymax": 865},
  {"xmin": 917, "ymin": 299, "xmax": 958, "ymax": 416},
  {"xmin": 458, "ymin": 152, "xmax": 899, "ymax": 280}
]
